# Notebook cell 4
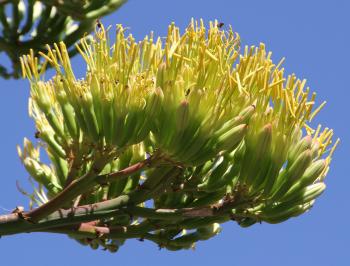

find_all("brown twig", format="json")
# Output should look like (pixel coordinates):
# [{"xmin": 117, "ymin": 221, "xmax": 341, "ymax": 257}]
[{"xmin": 95, "ymin": 157, "xmax": 153, "ymax": 186}]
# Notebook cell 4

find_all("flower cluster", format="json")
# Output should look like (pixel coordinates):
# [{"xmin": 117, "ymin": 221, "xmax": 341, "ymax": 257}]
[{"xmin": 18, "ymin": 19, "xmax": 338, "ymax": 251}]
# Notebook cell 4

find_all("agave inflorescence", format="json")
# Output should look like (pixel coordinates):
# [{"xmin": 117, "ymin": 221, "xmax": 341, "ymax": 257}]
[
  {"xmin": 0, "ymin": 0, "xmax": 126, "ymax": 79},
  {"xmin": 12, "ymin": 19, "xmax": 338, "ymax": 252}
]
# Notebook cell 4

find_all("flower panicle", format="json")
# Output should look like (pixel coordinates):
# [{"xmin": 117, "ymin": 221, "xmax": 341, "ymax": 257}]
[{"xmin": 17, "ymin": 22, "xmax": 339, "ymax": 250}]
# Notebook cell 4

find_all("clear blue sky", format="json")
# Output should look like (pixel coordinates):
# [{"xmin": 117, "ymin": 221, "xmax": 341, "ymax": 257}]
[{"xmin": 0, "ymin": 0, "xmax": 348, "ymax": 265}]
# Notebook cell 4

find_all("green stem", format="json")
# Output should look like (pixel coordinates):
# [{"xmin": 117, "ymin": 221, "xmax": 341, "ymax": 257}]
[
  {"xmin": 0, "ymin": 192, "xmax": 239, "ymax": 237},
  {"xmin": 24, "ymin": 157, "xmax": 108, "ymax": 222},
  {"xmin": 85, "ymin": 0, "xmax": 127, "ymax": 19},
  {"xmin": 24, "ymin": 153, "xmax": 162, "ymax": 222},
  {"xmin": 47, "ymin": 220, "xmax": 154, "ymax": 239},
  {"xmin": 0, "ymin": 162, "xmax": 248, "ymax": 239},
  {"xmin": 0, "ymin": 165, "xmax": 179, "ymax": 235},
  {"xmin": 43, "ymin": 214, "xmax": 231, "ymax": 244}
]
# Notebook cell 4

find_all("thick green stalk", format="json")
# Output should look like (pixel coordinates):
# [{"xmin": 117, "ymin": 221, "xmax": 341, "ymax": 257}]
[
  {"xmin": 0, "ymin": 180, "xmax": 244, "ymax": 237},
  {"xmin": 24, "ymin": 157, "xmax": 109, "ymax": 222},
  {"xmin": 0, "ymin": 164, "xmax": 182, "ymax": 235},
  {"xmin": 45, "ymin": 215, "xmax": 231, "ymax": 242},
  {"xmin": 0, "ymin": 199, "xmax": 232, "ymax": 236}
]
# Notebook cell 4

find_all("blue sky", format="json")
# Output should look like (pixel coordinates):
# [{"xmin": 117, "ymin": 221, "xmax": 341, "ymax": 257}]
[{"xmin": 0, "ymin": 0, "xmax": 349, "ymax": 265}]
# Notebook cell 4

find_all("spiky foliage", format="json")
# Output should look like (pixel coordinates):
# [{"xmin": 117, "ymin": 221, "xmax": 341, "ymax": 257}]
[
  {"xmin": 6, "ymin": 20, "xmax": 338, "ymax": 252},
  {"xmin": 0, "ymin": 0, "xmax": 126, "ymax": 79}
]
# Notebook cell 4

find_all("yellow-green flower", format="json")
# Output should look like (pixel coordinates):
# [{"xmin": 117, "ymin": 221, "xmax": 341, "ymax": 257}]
[{"xmin": 17, "ymin": 19, "xmax": 339, "ymax": 251}]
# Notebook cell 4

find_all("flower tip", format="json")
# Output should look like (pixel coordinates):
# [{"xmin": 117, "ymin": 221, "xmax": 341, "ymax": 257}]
[
  {"xmin": 304, "ymin": 135, "xmax": 313, "ymax": 144},
  {"xmin": 154, "ymin": 87, "xmax": 164, "ymax": 98},
  {"xmin": 263, "ymin": 123, "xmax": 272, "ymax": 132},
  {"xmin": 180, "ymin": 99, "xmax": 189, "ymax": 106}
]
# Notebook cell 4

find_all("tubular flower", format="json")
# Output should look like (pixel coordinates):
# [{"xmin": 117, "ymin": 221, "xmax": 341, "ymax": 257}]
[
  {"xmin": 0, "ymin": 0, "xmax": 126, "ymax": 79},
  {"xmin": 17, "ymin": 19, "xmax": 339, "ymax": 252}
]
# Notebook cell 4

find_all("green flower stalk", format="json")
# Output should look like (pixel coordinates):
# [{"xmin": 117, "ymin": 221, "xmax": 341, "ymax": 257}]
[
  {"xmin": 0, "ymin": 0, "xmax": 126, "ymax": 79},
  {"xmin": 0, "ymin": 19, "xmax": 338, "ymax": 252}
]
